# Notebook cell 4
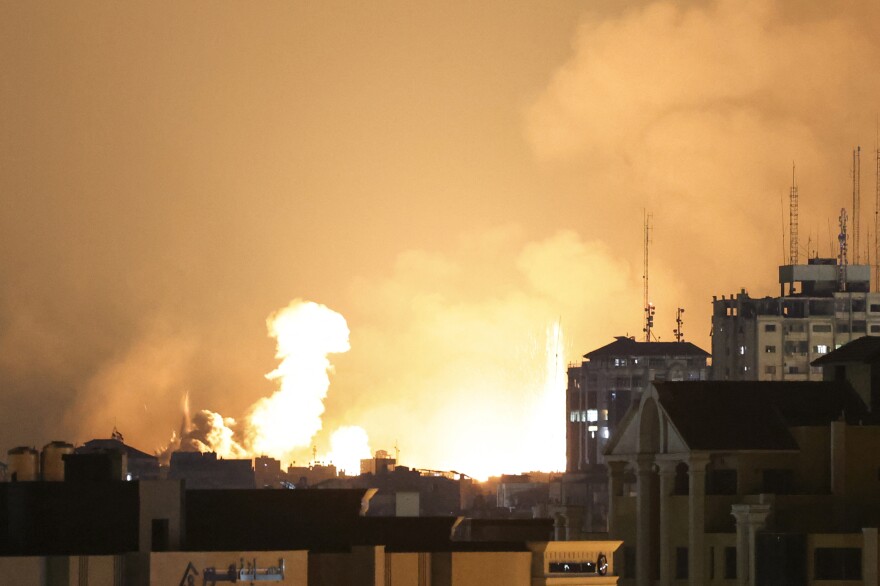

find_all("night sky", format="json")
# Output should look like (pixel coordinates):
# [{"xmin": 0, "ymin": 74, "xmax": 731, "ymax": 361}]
[{"xmin": 2, "ymin": 0, "xmax": 879, "ymax": 475}]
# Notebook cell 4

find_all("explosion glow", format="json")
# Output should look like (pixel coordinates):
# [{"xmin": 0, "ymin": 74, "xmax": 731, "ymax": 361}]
[
  {"xmin": 163, "ymin": 299, "xmax": 371, "ymax": 472},
  {"xmin": 326, "ymin": 426, "xmax": 371, "ymax": 476},
  {"xmin": 246, "ymin": 299, "xmax": 351, "ymax": 460}
]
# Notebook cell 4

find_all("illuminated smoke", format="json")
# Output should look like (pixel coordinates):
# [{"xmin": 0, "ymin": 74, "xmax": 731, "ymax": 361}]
[
  {"xmin": 161, "ymin": 299, "xmax": 355, "ymax": 465},
  {"xmin": 324, "ymin": 426, "xmax": 371, "ymax": 476},
  {"xmin": 246, "ymin": 299, "xmax": 351, "ymax": 460}
]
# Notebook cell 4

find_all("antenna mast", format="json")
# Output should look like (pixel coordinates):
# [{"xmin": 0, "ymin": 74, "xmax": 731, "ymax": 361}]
[
  {"xmin": 854, "ymin": 146, "xmax": 861, "ymax": 264},
  {"xmin": 790, "ymin": 162, "xmax": 799, "ymax": 266},
  {"xmin": 642, "ymin": 212, "xmax": 654, "ymax": 342},
  {"xmin": 839, "ymin": 208, "xmax": 849, "ymax": 292},
  {"xmin": 673, "ymin": 307, "xmax": 684, "ymax": 342},
  {"xmin": 875, "ymin": 135, "xmax": 880, "ymax": 290}
]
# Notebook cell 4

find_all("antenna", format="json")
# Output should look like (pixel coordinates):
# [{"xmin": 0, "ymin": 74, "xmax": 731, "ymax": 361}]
[
  {"xmin": 673, "ymin": 307, "xmax": 685, "ymax": 342},
  {"xmin": 875, "ymin": 132, "xmax": 880, "ymax": 290},
  {"xmin": 854, "ymin": 146, "xmax": 861, "ymax": 264},
  {"xmin": 790, "ymin": 162, "xmax": 799, "ymax": 266},
  {"xmin": 394, "ymin": 441, "xmax": 400, "ymax": 463},
  {"xmin": 839, "ymin": 208, "xmax": 849, "ymax": 292},
  {"xmin": 642, "ymin": 212, "xmax": 654, "ymax": 342}
]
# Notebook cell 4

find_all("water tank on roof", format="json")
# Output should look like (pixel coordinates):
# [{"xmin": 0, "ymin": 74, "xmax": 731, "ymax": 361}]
[
  {"xmin": 7, "ymin": 446, "xmax": 39, "ymax": 481},
  {"xmin": 41, "ymin": 440, "xmax": 74, "ymax": 481}
]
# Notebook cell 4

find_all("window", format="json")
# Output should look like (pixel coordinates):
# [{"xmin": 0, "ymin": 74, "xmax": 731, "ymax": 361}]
[
  {"xmin": 587, "ymin": 409, "xmax": 598, "ymax": 422},
  {"xmin": 764, "ymin": 323, "xmax": 777, "ymax": 332},
  {"xmin": 871, "ymin": 304, "xmax": 880, "ymax": 313},
  {"xmin": 765, "ymin": 345, "xmax": 776, "ymax": 353},
  {"xmin": 724, "ymin": 547, "xmax": 737, "ymax": 579},
  {"xmin": 739, "ymin": 345, "xmax": 746, "ymax": 355},
  {"xmin": 788, "ymin": 366, "xmax": 800, "ymax": 374},
  {"xmin": 814, "ymin": 548, "xmax": 861, "ymax": 580},
  {"xmin": 872, "ymin": 325, "xmax": 880, "ymax": 334},
  {"xmin": 785, "ymin": 323, "xmax": 805, "ymax": 333},
  {"xmin": 813, "ymin": 344, "xmax": 829, "ymax": 354},
  {"xmin": 812, "ymin": 324, "xmax": 832, "ymax": 332},
  {"xmin": 613, "ymin": 358, "xmax": 627, "ymax": 367},
  {"xmin": 675, "ymin": 547, "xmax": 688, "ymax": 579},
  {"xmin": 765, "ymin": 365, "xmax": 777, "ymax": 375},
  {"xmin": 854, "ymin": 321, "xmax": 867, "ymax": 333},
  {"xmin": 601, "ymin": 427, "xmax": 610, "ymax": 439},
  {"xmin": 600, "ymin": 409, "xmax": 608, "ymax": 421}
]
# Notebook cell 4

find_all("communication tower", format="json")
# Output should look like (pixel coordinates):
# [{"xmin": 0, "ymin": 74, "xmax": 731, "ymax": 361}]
[
  {"xmin": 839, "ymin": 208, "xmax": 849, "ymax": 292},
  {"xmin": 642, "ymin": 212, "xmax": 654, "ymax": 342},
  {"xmin": 790, "ymin": 163, "xmax": 798, "ymax": 266},
  {"xmin": 854, "ymin": 146, "xmax": 861, "ymax": 264},
  {"xmin": 673, "ymin": 307, "xmax": 685, "ymax": 342}
]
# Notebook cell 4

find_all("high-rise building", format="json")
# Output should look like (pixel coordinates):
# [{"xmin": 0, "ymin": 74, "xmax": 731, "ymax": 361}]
[
  {"xmin": 711, "ymin": 259, "xmax": 880, "ymax": 381},
  {"xmin": 566, "ymin": 337, "xmax": 710, "ymax": 472}
]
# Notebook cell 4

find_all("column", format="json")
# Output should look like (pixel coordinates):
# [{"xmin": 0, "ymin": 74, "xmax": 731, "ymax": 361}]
[
  {"xmin": 863, "ymin": 527, "xmax": 878, "ymax": 586},
  {"xmin": 731, "ymin": 503, "xmax": 771, "ymax": 586},
  {"xmin": 607, "ymin": 460, "xmax": 627, "ymax": 536},
  {"xmin": 688, "ymin": 454, "xmax": 710, "ymax": 586},
  {"xmin": 636, "ymin": 455, "xmax": 655, "ymax": 586},
  {"xmin": 657, "ymin": 459, "xmax": 678, "ymax": 586}
]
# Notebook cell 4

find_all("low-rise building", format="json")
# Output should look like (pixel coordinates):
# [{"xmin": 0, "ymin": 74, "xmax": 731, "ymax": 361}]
[{"xmin": 604, "ymin": 336, "xmax": 880, "ymax": 585}]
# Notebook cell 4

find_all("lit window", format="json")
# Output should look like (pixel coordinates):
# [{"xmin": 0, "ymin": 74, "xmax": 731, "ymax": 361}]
[
  {"xmin": 588, "ymin": 425, "xmax": 598, "ymax": 432},
  {"xmin": 600, "ymin": 409, "xmax": 608, "ymax": 421},
  {"xmin": 814, "ymin": 344, "xmax": 829, "ymax": 354},
  {"xmin": 587, "ymin": 409, "xmax": 598, "ymax": 422},
  {"xmin": 601, "ymin": 428, "xmax": 610, "ymax": 439},
  {"xmin": 614, "ymin": 358, "xmax": 628, "ymax": 367},
  {"xmin": 739, "ymin": 345, "xmax": 746, "ymax": 355},
  {"xmin": 765, "ymin": 345, "xmax": 776, "ymax": 353}
]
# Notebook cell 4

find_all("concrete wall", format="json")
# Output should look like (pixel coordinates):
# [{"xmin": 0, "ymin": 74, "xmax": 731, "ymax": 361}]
[
  {"xmin": 310, "ymin": 546, "xmax": 384, "ymax": 586},
  {"xmin": 149, "ymin": 550, "xmax": 306, "ymax": 585},
  {"xmin": 386, "ymin": 552, "xmax": 430, "ymax": 586},
  {"xmin": 431, "ymin": 551, "xmax": 530, "ymax": 586}
]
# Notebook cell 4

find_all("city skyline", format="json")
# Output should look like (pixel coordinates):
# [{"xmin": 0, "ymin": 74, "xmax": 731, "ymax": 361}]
[{"xmin": 2, "ymin": 0, "xmax": 880, "ymax": 475}]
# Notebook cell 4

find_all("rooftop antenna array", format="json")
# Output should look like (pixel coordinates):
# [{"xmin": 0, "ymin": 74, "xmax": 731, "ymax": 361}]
[
  {"xmin": 875, "ymin": 130, "xmax": 880, "ymax": 290},
  {"xmin": 839, "ymin": 208, "xmax": 849, "ymax": 292},
  {"xmin": 854, "ymin": 146, "xmax": 861, "ymax": 264},
  {"xmin": 673, "ymin": 307, "xmax": 685, "ymax": 342},
  {"xmin": 642, "ymin": 211, "xmax": 655, "ymax": 342},
  {"xmin": 790, "ymin": 162, "xmax": 799, "ymax": 266}
]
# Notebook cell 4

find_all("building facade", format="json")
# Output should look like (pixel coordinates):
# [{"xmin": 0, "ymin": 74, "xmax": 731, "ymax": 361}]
[
  {"xmin": 712, "ymin": 259, "xmax": 880, "ymax": 381},
  {"xmin": 566, "ymin": 337, "xmax": 710, "ymax": 472},
  {"xmin": 604, "ymin": 338, "xmax": 880, "ymax": 586}
]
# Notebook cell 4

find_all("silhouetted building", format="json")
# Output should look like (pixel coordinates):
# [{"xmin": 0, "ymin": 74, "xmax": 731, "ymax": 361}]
[
  {"xmin": 604, "ymin": 337, "xmax": 880, "ymax": 586},
  {"xmin": 288, "ymin": 462, "xmax": 338, "ymax": 487},
  {"xmin": 254, "ymin": 455, "xmax": 287, "ymax": 488},
  {"xmin": 169, "ymin": 451, "xmax": 254, "ymax": 489},
  {"xmin": 712, "ymin": 259, "xmax": 880, "ymax": 381},
  {"xmin": 76, "ymin": 437, "xmax": 160, "ymax": 480},
  {"xmin": 567, "ymin": 336, "xmax": 710, "ymax": 471}
]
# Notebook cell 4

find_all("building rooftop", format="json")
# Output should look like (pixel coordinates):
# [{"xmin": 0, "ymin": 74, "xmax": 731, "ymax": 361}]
[
  {"xmin": 654, "ymin": 380, "xmax": 868, "ymax": 451},
  {"xmin": 584, "ymin": 336, "xmax": 710, "ymax": 360}
]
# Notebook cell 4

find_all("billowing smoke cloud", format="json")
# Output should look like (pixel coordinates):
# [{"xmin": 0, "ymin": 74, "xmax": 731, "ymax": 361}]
[
  {"xmin": 525, "ymin": 0, "xmax": 880, "ymax": 340},
  {"xmin": 319, "ymin": 228, "xmax": 648, "ymax": 479},
  {"xmin": 246, "ymin": 300, "xmax": 351, "ymax": 460},
  {"xmin": 161, "ymin": 300, "xmax": 361, "ymax": 468}
]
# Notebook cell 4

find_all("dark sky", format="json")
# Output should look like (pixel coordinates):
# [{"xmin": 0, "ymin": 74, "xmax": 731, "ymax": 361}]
[{"xmin": 2, "ymin": 0, "xmax": 879, "ymax": 475}]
